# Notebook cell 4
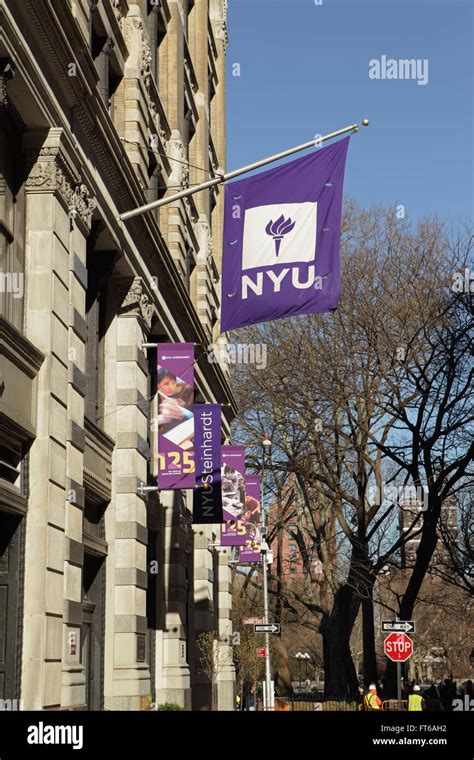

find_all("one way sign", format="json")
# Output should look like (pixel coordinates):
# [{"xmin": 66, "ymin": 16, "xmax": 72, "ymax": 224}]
[
  {"xmin": 254, "ymin": 623, "xmax": 280, "ymax": 634},
  {"xmin": 381, "ymin": 620, "xmax": 415, "ymax": 634}
]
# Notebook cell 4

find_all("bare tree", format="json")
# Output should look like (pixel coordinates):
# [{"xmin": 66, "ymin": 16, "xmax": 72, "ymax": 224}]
[
  {"xmin": 230, "ymin": 203, "xmax": 473, "ymax": 698},
  {"xmin": 196, "ymin": 631, "xmax": 228, "ymax": 711}
]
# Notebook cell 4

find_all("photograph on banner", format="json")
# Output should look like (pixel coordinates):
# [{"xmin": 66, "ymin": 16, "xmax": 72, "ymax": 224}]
[
  {"xmin": 193, "ymin": 404, "xmax": 223, "ymax": 523},
  {"xmin": 157, "ymin": 343, "xmax": 195, "ymax": 489},
  {"xmin": 220, "ymin": 444, "xmax": 248, "ymax": 546},
  {"xmin": 239, "ymin": 475, "xmax": 262, "ymax": 562}
]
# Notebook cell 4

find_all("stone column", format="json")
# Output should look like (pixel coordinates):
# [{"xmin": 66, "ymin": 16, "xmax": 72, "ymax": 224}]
[
  {"xmin": 102, "ymin": 276, "xmax": 154, "ymax": 710},
  {"xmin": 210, "ymin": 2, "xmax": 227, "ymax": 276},
  {"xmin": 210, "ymin": 2, "xmax": 230, "ymax": 370},
  {"xmin": 191, "ymin": 524, "xmax": 215, "ymax": 710},
  {"xmin": 61, "ymin": 177, "xmax": 94, "ymax": 710},
  {"xmin": 216, "ymin": 547, "xmax": 236, "ymax": 711},
  {"xmin": 154, "ymin": 489, "xmax": 192, "ymax": 709},
  {"xmin": 21, "ymin": 127, "xmax": 93, "ymax": 709}
]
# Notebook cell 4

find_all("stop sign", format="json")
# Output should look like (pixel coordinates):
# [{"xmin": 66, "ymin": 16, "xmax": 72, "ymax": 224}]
[{"xmin": 384, "ymin": 633, "xmax": 413, "ymax": 662}]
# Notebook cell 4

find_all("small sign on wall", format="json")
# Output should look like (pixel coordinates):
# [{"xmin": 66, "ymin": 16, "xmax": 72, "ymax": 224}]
[
  {"xmin": 68, "ymin": 631, "xmax": 77, "ymax": 656},
  {"xmin": 137, "ymin": 635, "xmax": 146, "ymax": 663}
]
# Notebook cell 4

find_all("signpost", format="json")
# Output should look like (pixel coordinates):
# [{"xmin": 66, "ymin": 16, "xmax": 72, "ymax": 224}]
[
  {"xmin": 381, "ymin": 620, "xmax": 415, "ymax": 634},
  {"xmin": 254, "ymin": 623, "xmax": 280, "ymax": 634},
  {"xmin": 384, "ymin": 631, "xmax": 414, "ymax": 704}
]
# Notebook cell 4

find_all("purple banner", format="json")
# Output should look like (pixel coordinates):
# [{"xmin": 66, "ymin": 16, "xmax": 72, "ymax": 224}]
[
  {"xmin": 220, "ymin": 445, "xmax": 247, "ymax": 546},
  {"xmin": 193, "ymin": 404, "xmax": 223, "ymax": 524},
  {"xmin": 221, "ymin": 137, "xmax": 350, "ymax": 332},
  {"xmin": 157, "ymin": 344, "xmax": 195, "ymax": 489},
  {"xmin": 239, "ymin": 475, "xmax": 262, "ymax": 563}
]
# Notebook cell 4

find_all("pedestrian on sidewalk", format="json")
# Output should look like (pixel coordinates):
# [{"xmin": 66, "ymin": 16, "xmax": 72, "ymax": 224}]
[{"xmin": 244, "ymin": 684, "xmax": 257, "ymax": 712}]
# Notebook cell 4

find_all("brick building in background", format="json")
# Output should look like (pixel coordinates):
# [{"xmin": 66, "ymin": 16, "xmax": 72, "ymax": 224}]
[
  {"xmin": 0, "ymin": 0, "xmax": 235, "ymax": 711},
  {"xmin": 268, "ymin": 480, "xmax": 334, "ymax": 583}
]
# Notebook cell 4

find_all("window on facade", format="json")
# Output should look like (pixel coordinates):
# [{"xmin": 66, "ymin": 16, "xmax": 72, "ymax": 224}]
[
  {"xmin": 0, "ymin": 115, "xmax": 26, "ymax": 332},
  {"xmin": 210, "ymin": 304, "xmax": 217, "ymax": 330},
  {"xmin": 182, "ymin": 0, "xmax": 190, "ymax": 39},
  {"xmin": 183, "ymin": 104, "xmax": 195, "ymax": 165},
  {"xmin": 147, "ymin": 1, "xmax": 166, "ymax": 83},
  {"xmin": 90, "ymin": 11, "xmax": 121, "ymax": 114},
  {"xmin": 209, "ymin": 187, "xmax": 216, "ymax": 236},
  {"xmin": 208, "ymin": 66, "xmax": 215, "ymax": 125},
  {"xmin": 184, "ymin": 245, "xmax": 194, "ymax": 290},
  {"xmin": 85, "ymin": 241, "xmax": 115, "ymax": 429},
  {"xmin": 0, "ymin": 430, "xmax": 24, "ymax": 493},
  {"xmin": 83, "ymin": 498, "xmax": 106, "ymax": 543},
  {"xmin": 147, "ymin": 143, "xmax": 167, "ymax": 206}
]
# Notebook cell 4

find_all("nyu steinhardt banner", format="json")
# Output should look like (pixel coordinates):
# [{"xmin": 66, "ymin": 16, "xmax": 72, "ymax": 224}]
[
  {"xmin": 220, "ymin": 445, "xmax": 247, "ymax": 546},
  {"xmin": 157, "ymin": 344, "xmax": 195, "ymax": 489},
  {"xmin": 193, "ymin": 404, "xmax": 223, "ymax": 523},
  {"xmin": 221, "ymin": 137, "xmax": 350, "ymax": 331},
  {"xmin": 239, "ymin": 475, "xmax": 262, "ymax": 563}
]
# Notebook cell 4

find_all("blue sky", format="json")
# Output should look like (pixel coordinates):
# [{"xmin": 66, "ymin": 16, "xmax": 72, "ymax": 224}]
[{"xmin": 226, "ymin": 0, "xmax": 473, "ymax": 222}]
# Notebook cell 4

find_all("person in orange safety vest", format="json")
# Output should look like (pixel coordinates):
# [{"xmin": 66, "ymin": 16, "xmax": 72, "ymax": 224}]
[{"xmin": 364, "ymin": 683, "xmax": 383, "ymax": 710}]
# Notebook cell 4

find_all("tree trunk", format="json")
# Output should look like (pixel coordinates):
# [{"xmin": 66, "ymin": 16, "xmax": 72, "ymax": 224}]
[
  {"xmin": 362, "ymin": 587, "xmax": 378, "ymax": 686},
  {"xmin": 320, "ymin": 585, "xmax": 360, "ymax": 698},
  {"xmin": 272, "ymin": 636, "xmax": 293, "ymax": 696},
  {"xmin": 384, "ymin": 509, "xmax": 440, "ymax": 697}
]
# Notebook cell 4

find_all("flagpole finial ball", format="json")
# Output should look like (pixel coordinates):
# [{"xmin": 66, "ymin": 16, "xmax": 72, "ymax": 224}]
[{"xmin": 362, "ymin": 119, "xmax": 369, "ymax": 126}]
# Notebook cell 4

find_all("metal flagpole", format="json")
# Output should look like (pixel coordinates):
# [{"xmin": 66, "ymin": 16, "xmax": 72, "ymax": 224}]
[
  {"xmin": 118, "ymin": 120, "xmax": 369, "ymax": 222},
  {"xmin": 261, "ymin": 435, "xmax": 273, "ymax": 711}
]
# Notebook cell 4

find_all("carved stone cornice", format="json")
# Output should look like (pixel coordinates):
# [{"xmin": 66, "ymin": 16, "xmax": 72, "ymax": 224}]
[
  {"xmin": 0, "ymin": 481, "xmax": 28, "ymax": 518},
  {"xmin": 119, "ymin": 276, "xmax": 155, "ymax": 329},
  {"xmin": 215, "ymin": 21, "xmax": 228, "ymax": 51},
  {"xmin": 110, "ymin": 0, "xmax": 125, "ymax": 24},
  {"xmin": 25, "ymin": 144, "xmax": 96, "ymax": 231},
  {"xmin": 0, "ymin": 315, "xmax": 44, "ymax": 377},
  {"xmin": 0, "ymin": 59, "xmax": 15, "ymax": 108}
]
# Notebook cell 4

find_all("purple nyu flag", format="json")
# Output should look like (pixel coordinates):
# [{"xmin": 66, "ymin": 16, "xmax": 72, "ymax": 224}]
[{"xmin": 220, "ymin": 137, "xmax": 350, "ymax": 332}]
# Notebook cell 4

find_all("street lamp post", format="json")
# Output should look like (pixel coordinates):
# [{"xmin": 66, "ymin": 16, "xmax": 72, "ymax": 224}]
[
  {"xmin": 295, "ymin": 652, "xmax": 303, "ymax": 688},
  {"xmin": 303, "ymin": 652, "xmax": 310, "ymax": 682},
  {"xmin": 261, "ymin": 434, "xmax": 273, "ymax": 710}
]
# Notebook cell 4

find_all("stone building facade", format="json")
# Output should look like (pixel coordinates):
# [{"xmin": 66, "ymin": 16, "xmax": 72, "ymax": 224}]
[{"xmin": 0, "ymin": 0, "xmax": 235, "ymax": 711}]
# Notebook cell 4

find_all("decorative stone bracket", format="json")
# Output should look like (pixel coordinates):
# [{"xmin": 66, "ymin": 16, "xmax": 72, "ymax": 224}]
[
  {"xmin": 119, "ymin": 276, "xmax": 155, "ymax": 330},
  {"xmin": 25, "ymin": 136, "xmax": 96, "ymax": 231},
  {"xmin": 0, "ymin": 58, "xmax": 15, "ymax": 108}
]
